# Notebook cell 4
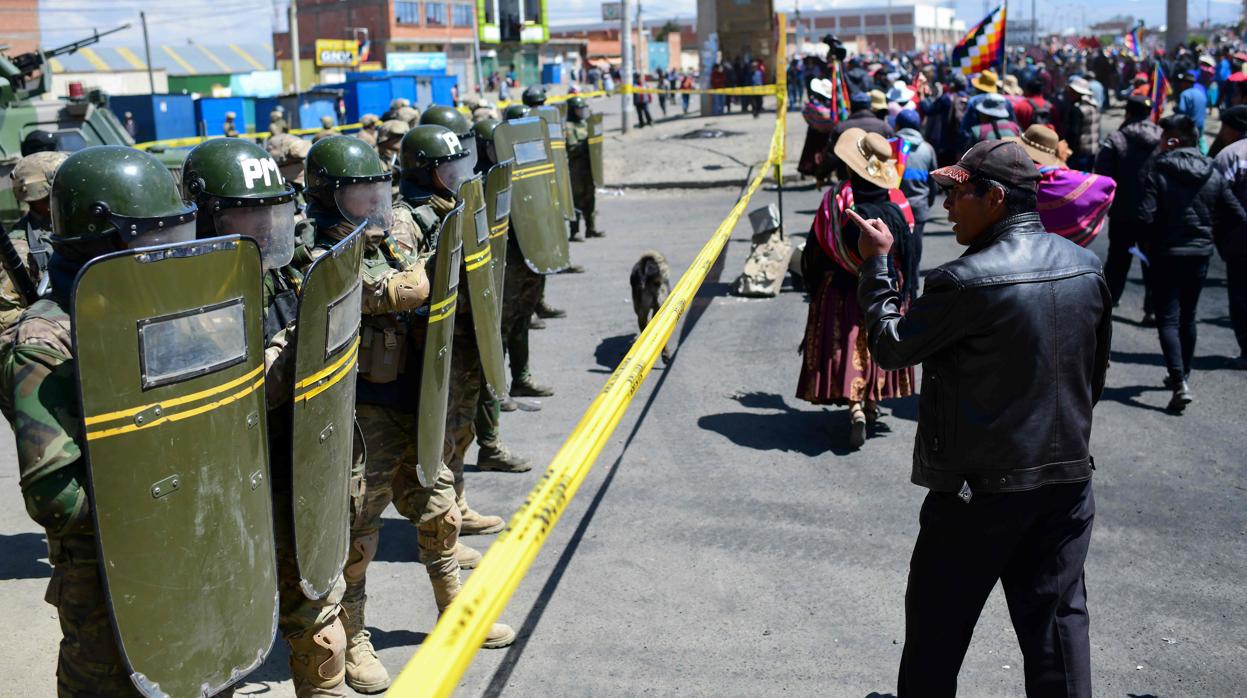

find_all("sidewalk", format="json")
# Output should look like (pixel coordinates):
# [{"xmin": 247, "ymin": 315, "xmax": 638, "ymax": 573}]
[{"xmin": 598, "ymin": 98, "xmax": 805, "ymax": 190}]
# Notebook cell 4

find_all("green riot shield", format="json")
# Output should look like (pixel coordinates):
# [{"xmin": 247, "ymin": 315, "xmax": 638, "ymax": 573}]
[
  {"xmin": 535, "ymin": 105, "xmax": 575, "ymax": 221},
  {"xmin": 417, "ymin": 202, "xmax": 464, "ymax": 487},
  {"xmin": 492, "ymin": 118, "xmax": 569, "ymax": 274},
  {"xmin": 290, "ymin": 226, "xmax": 365, "ymax": 599},
  {"xmin": 588, "ymin": 112, "xmax": 605, "ymax": 186},
  {"xmin": 484, "ymin": 159, "xmax": 513, "ymax": 304},
  {"xmin": 459, "ymin": 175, "xmax": 507, "ymax": 397},
  {"xmin": 72, "ymin": 236, "xmax": 276, "ymax": 697}
]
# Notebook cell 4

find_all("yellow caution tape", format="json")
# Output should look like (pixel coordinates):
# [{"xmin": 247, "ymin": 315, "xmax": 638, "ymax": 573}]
[
  {"xmin": 388, "ymin": 43, "xmax": 790, "ymax": 698},
  {"xmin": 134, "ymin": 122, "xmax": 363, "ymax": 151}
]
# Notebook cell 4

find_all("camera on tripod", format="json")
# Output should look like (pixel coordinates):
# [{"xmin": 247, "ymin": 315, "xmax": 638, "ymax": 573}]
[{"xmin": 822, "ymin": 34, "xmax": 848, "ymax": 62}]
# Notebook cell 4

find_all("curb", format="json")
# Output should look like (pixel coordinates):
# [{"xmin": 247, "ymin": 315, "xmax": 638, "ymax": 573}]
[{"xmin": 609, "ymin": 171, "xmax": 805, "ymax": 191}]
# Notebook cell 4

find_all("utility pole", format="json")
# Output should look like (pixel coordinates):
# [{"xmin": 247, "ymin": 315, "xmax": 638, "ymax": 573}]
[
  {"xmin": 636, "ymin": 1, "xmax": 645, "ymax": 76},
  {"xmin": 886, "ymin": 0, "xmax": 894, "ymax": 54},
  {"xmin": 621, "ymin": 0, "xmax": 632, "ymax": 134},
  {"xmin": 472, "ymin": 1, "xmax": 484, "ymax": 96},
  {"xmin": 1166, "ymin": 0, "xmax": 1187, "ymax": 51},
  {"xmin": 140, "ymin": 11, "xmax": 155, "ymax": 93},
  {"xmin": 1031, "ymin": 0, "xmax": 1037, "ymax": 47},
  {"xmin": 290, "ymin": 0, "xmax": 302, "ymax": 93}
]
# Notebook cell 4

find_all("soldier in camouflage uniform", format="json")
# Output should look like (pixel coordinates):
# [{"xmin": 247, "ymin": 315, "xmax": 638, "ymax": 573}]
[
  {"xmin": 498, "ymin": 106, "xmax": 556, "ymax": 399},
  {"xmin": 223, "ymin": 111, "xmax": 240, "ymax": 137},
  {"xmin": 314, "ymin": 115, "xmax": 338, "ymax": 142},
  {"xmin": 183, "ymin": 138, "xmax": 349, "ymax": 697},
  {"xmin": 356, "ymin": 113, "xmax": 380, "ymax": 148},
  {"xmin": 267, "ymin": 134, "xmax": 313, "ymax": 190},
  {"xmin": 270, "ymin": 109, "xmax": 289, "ymax": 135},
  {"xmin": 2, "ymin": 151, "xmax": 66, "ymax": 328},
  {"xmin": 401, "ymin": 118, "xmax": 527, "ymax": 518},
  {"xmin": 374, "ymin": 119, "xmax": 409, "ymax": 173},
  {"xmin": 0, "ymin": 146, "xmax": 201, "ymax": 697},
  {"xmin": 298, "ymin": 136, "xmax": 515, "ymax": 692},
  {"xmin": 565, "ymin": 96, "xmax": 605, "ymax": 239}
]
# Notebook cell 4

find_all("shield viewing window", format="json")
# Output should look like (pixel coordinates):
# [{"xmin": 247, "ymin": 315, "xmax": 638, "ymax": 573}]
[
  {"xmin": 447, "ymin": 244, "xmax": 462, "ymax": 292},
  {"xmin": 474, "ymin": 205, "xmax": 489, "ymax": 244},
  {"xmin": 513, "ymin": 139, "xmax": 546, "ymax": 165},
  {"xmin": 547, "ymin": 122, "xmax": 561, "ymax": 139},
  {"xmin": 137, "ymin": 298, "xmax": 247, "ymax": 389},
  {"xmin": 325, "ymin": 280, "xmax": 362, "ymax": 360},
  {"xmin": 494, "ymin": 187, "xmax": 512, "ymax": 220}
]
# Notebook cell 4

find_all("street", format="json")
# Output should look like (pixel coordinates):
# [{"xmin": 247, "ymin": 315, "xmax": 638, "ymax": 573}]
[{"xmin": 1, "ymin": 109, "xmax": 1245, "ymax": 697}]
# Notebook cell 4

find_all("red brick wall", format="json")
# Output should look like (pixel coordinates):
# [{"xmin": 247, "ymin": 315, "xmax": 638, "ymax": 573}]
[{"xmin": 1, "ymin": 0, "xmax": 39, "ymax": 54}]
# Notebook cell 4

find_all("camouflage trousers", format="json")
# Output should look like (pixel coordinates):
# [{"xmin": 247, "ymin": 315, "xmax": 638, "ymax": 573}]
[
  {"xmin": 446, "ymin": 319, "xmax": 483, "ymax": 511},
  {"xmin": 44, "ymin": 533, "xmax": 138, "ymax": 697},
  {"xmin": 501, "ymin": 240, "xmax": 544, "ymax": 384},
  {"xmin": 474, "ymin": 383, "xmax": 500, "ymax": 448},
  {"xmin": 344, "ymin": 404, "xmax": 460, "ymax": 607},
  {"xmin": 272, "ymin": 479, "xmax": 345, "ymax": 637}
]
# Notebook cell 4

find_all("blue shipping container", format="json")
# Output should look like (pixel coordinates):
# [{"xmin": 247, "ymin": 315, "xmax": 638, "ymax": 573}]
[
  {"xmin": 541, "ymin": 63, "xmax": 562, "ymax": 85},
  {"xmin": 320, "ymin": 81, "xmax": 387, "ymax": 124},
  {"xmin": 195, "ymin": 97, "xmax": 247, "ymax": 137},
  {"xmin": 109, "ymin": 94, "xmax": 196, "ymax": 143}
]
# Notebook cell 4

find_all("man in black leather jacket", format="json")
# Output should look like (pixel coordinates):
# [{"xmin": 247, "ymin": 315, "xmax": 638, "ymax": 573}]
[{"xmin": 851, "ymin": 140, "xmax": 1111, "ymax": 698}]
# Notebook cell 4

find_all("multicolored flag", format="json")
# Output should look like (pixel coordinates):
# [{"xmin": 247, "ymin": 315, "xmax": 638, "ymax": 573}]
[
  {"xmin": 1150, "ymin": 63, "xmax": 1171, "ymax": 123},
  {"xmin": 952, "ymin": 4, "xmax": 1007, "ymax": 76},
  {"xmin": 1123, "ymin": 27, "xmax": 1143, "ymax": 59}
]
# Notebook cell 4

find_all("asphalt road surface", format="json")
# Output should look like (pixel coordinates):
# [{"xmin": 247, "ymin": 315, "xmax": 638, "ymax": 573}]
[{"xmin": 1, "ymin": 142, "xmax": 1245, "ymax": 697}]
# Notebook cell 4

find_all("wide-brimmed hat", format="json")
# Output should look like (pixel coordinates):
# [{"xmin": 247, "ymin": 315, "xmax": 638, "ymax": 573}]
[
  {"xmin": 869, "ymin": 89, "xmax": 888, "ymax": 111},
  {"xmin": 810, "ymin": 78, "xmax": 834, "ymax": 99},
  {"xmin": 1199, "ymin": 54, "xmax": 1216, "ymax": 68},
  {"xmin": 833, "ymin": 128, "xmax": 900, "ymax": 189},
  {"xmin": 971, "ymin": 69, "xmax": 999, "ymax": 93},
  {"xmin": 1067, "ymin": 77, "xmax": 1093, "ymax": 95},
  {"xmin": 975, "ymin": 94, "xmax": 1011, "ymax": 119},
  {"xmin": 1001, "ymin": 74, "xmax": 1022, "ymax": 96},
  {"xmin": 886, "ymin": 80, "xmax": 915, "ymax": 104},
  {"xmin": 1005, "ymin": 124, "xmax": 1064, "ymax": 167}
]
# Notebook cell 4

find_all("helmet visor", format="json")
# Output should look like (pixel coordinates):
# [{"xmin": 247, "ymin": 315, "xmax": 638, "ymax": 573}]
[
  {"xmin": 213, "ymin": 199, "xmax": 298, "ymax": 271},
  {"xmin": 334, "ymin": 181, "xmax": 395, "ymax": 230},
  {"xmin": 124, "ymin": 219, "xmax": 198, "ymax": 249},
  {"xmin": 434, "ymin": 154, "xmax": 475, "ymax": 197},
  {"xmin": 458, "ymin": 133, "xmax": 477, "ymax": 166},
  {"xmin": 572, "ymin": 105, "xmax": 590, "ymax": 121}
]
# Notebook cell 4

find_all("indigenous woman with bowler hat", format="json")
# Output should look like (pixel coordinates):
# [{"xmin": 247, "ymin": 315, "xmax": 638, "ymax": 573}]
[{"xmin": 797, "ymin": 128, "xmax": 915, "ymax": 448}]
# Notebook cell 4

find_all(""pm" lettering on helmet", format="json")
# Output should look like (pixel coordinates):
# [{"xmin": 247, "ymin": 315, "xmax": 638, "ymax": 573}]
[
  {"xmin": 440, "ymin": 132, "xmax": 462, "ymax": 153},
  {"xmin": 241, "ymin": 157, "xmax": 283, "ymax": 189}
]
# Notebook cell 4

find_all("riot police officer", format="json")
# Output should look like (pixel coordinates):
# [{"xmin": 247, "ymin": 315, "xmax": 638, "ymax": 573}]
[
  {"xmin": 183, "ymin": 138, "xmax": 350, "ymax": 697},
  {"xmin": 398, "ymin": 123, "xmax": 532, "ymax": 522},
  {"xmin": 2, "ymin": 151, "xmax": 66, "ymax": 328},
  {"xmin": 270, "ymin": 108, "xmax": 289, "ymax": 135},
  {"xmin": 375, "ymin": 119, "xmax": 409, "ymax": 172},
  {"xmin": 0, "ymin": 146, "xmax": 199, "ymax": 696},
  {"xmin": 565, "ymin": 96, "xmax": 605, "ymax": 239},
  {"xmin": 522, "ymin": 84, "xmax": 547, "ymax": 107},
  {"xmin": 300, "ymin": 136, "xmax": 515, "ymax": 691}
]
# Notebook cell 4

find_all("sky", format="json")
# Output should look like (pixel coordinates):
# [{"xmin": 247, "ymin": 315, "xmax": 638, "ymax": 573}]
[{"xmin": 24, "ymin": 0, "xmax": 1246, "ymax": 50}]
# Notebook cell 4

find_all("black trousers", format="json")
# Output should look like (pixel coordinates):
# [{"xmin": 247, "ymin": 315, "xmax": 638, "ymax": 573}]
[
  {"xmin": 635, "ymin": 103, "xmax": 653, "ymax": 127},
  {"xmin": 1103, "ymin": 218, "xmax": 1152, "ymax": 313},
  {"xmin": 1149, "ymin": 255, "xmax": 1210, "ymax": 379},
  {"xmin": 898, "ymin": 480, "xmax": 1094, "ymax": 698},
  {"xmin": 1227, "ymin": 258, "xmax": 1247, "ymax": 357}
]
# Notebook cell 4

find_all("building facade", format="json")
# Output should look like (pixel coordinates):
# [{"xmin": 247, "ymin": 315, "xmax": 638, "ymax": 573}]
[{"xmin": 790, "ymin": 3, "xmax": 966, "ymax": 54}]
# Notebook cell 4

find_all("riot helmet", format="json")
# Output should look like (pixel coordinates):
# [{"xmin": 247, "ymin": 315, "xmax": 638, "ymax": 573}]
[
  {"xmin": 567, "ymin": 96, "xmax": 590, "ymax": 123},
  {"xmin": 398, "ymin": 124, "xmax": 474, "ymax": 199},
  {"xmin": 50, "ymin": 146, "xmax": 197, "ymax": 256},
  {"xmin": 420, "ymin": 104, "xmax": 476, "ymax": 163},
  {"xmin": 503, "ymin": 104, "xmax": 531, "ymax": 121},
  {"xmin": 183, "ymin": 139, "xmax": 297, "ymax": 271},
  {"xmin": 304, "ymin": 135, "xmax": 394, "ymax": 230},
  {"xmin": 472, "ymin": 118, "xmax": 499, "ymax": 171},
  {"xmin": 522, "ymin": 85, "xmax": 547, "ymax": 107}
]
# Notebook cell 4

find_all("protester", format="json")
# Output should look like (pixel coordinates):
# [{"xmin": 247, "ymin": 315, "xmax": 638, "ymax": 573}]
[
  {"xmin": 1062, "ymin": 77, "xmax": 1101, "ymax": 171},
  {"xmin": 929, "ymin": 72, "xmax": 969, "ymax": 165},
  {"xmin": 1139, "ymin": 114, "xmax": 1247, "ymax": 411},
  {"xmin": 798, "ymin": 78, "xmax": 838, "ymax": 186},
  {"xmin": 1013, "ymin": 79, "xmax": 1054, "ymax": 130},
  {"xmin": 633, "ymin": 72, "xmax": 654, "ymax": 128},
  {"xmin": 895, "ymin": 108, "xmax": 935, "ymax": 302},
  {"xmin": 817, "ymin": 92, "xmax": 894, "ymax": 177},
  {"xmin": 1212, "ymin": 104, "xmax": 1247, "ymax": 367},
  {"xmin": 1175, "ymin": 71, "xmax": 1209, "ymax": 140},
  {"xmin": 856, "ymin": 139, "xmax": 1111, "ymax": 697},
  {"xmin": 797, "ymin": 129, "xmax": 915, "ymax": 449},
  {"xmin": 1011, "ymin": 124, "xmax": 1116, "ymax": 248},
  {"xmin": 967, "ymin": 94, "xmax": 1022, "ymax": 144},
  {"xmin": 1095, "ymin": 95, "xmax": 1163, "ymax": 321}
]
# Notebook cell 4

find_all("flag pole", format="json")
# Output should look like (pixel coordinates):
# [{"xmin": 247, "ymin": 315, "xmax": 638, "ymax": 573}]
[{"xmin": 1000, "ymin": 2, "xmax": 1008, "ymax": 79}]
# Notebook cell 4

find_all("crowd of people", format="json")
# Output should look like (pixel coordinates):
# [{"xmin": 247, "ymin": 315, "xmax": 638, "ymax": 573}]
[{"xmin": 796, "ymin": 37, "xmax": 1247, "ymax": 444}]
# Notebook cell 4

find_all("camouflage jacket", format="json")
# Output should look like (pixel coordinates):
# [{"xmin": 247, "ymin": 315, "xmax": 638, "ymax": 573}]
[
  {"xmin": 0, "ymin": 297, "xmax": 91, "ymax": 536},
  {"xmin": 0, "ymin": 211, "xmax": 51, "ymax": 331},
  {"xmin": 565, "ymin": 120, "xmax": 590, "ymax": 150},
  {"xmin": 262, "ymin": 266, "xmax": 304, "ymax": 412}
]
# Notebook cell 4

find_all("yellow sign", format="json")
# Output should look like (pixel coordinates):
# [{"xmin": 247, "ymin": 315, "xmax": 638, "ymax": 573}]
[{"xmin": 315, "ymin": 39, "xmax": 358, "ymax": 67}]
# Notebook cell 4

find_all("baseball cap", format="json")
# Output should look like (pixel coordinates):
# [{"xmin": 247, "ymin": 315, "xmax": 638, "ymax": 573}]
[{"xmin": 930, "ymin": 140, "xmax": 1040, "ymax": 191}]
